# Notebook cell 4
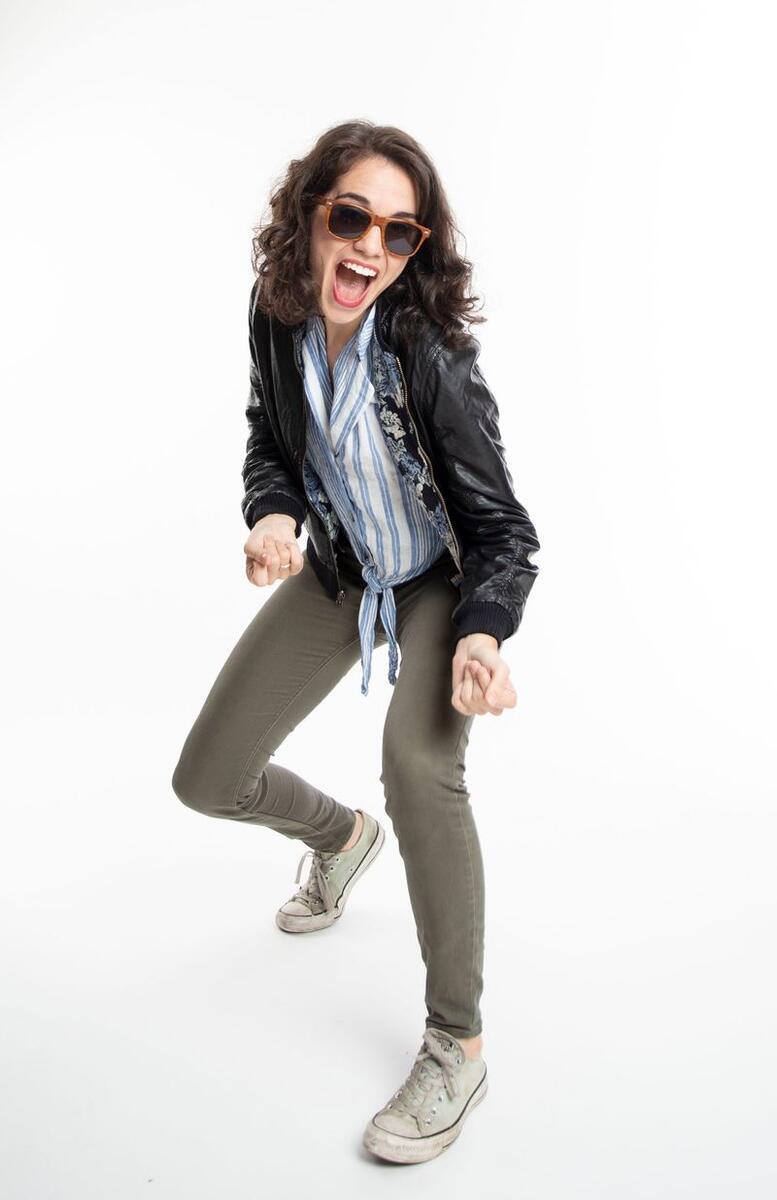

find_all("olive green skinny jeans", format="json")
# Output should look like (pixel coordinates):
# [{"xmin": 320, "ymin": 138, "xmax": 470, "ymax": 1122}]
[{"xmin": 171, "ymin": 537, "xmax": 484, "ymax": 1040}]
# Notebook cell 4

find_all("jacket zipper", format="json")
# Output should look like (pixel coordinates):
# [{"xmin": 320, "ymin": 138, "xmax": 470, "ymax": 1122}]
[
  {"xmin": 292, "ymin": 328, "xmax": 345, "ymax": 604},
  {"xmin": 394, "ymin": 353, "xmax": 464, "ymax": 577}
]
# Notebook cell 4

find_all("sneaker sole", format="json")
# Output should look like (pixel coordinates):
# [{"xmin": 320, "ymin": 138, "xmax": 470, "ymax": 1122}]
[
  {"xmin": 275, "ymin": 820, "xmax": 386, "ymax": 934},
  {"xmin": 362, "ymin": 1070, "xmax": 488, "ymax": 1164}
]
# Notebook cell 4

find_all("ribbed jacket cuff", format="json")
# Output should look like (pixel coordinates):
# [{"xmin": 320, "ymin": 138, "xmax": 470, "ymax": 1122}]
[
  {"xmin": 244, "ymin": 493, "xmax": 308, "ymax": 540},
  {"xmin": 452, "ymin": 600, "xmax": 514, "ymax": 648}
]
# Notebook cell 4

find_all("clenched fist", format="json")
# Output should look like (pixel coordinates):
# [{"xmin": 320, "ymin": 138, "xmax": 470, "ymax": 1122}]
[
  {"xmin": 244, "ymin": 513, "xmax": 304, "ymax": 587},
  {"xmin": 451, "ymin": 634, "xmax": 517, "ymax": 717}
]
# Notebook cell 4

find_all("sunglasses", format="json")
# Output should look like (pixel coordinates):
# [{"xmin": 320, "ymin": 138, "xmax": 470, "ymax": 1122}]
[{"xmin": 312, "ymin": 195, "xmax": 432, "ymax": 258}]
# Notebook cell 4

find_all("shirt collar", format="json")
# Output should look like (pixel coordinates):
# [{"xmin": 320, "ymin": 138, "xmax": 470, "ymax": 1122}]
[{"xmin": 355, "ymin": 302, "xmax": 376, "ymax": 363}]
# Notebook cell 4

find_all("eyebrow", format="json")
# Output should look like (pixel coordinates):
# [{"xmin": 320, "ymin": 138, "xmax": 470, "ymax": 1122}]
[{"xmin": 335, "ymin": 192, "xmax": 418, "ymax": 220}]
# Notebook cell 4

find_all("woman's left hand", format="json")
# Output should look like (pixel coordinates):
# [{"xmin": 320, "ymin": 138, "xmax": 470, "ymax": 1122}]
[{"xmin": 451, "ymin": 634, "xmax": 517, "ymax": 716}]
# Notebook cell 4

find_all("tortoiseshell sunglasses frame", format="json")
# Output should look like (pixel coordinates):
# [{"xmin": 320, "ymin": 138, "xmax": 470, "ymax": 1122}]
[{"xmin": 311, "ymin": 195, "xmax": 432, "ymax": 258}]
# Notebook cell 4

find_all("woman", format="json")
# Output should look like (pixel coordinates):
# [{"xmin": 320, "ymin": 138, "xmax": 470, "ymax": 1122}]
[{"xmin": 172, "ymin": 120, "xmax": 540, "ymax": 1164}]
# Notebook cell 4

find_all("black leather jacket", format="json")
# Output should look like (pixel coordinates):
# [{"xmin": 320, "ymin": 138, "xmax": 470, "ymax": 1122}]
[{"xmin": 242, "ymin": 280, "xmax": 540, "ymax": 647}]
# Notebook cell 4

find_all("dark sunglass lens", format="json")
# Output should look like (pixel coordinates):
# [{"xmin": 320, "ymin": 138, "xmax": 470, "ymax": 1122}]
[
  {"xmin": 386, "ymin": 221, "xmax": 422, "ymax": 256},
  {"xmin": 329, "ymin": 203, "xmax": 371, "ymax": 239}
]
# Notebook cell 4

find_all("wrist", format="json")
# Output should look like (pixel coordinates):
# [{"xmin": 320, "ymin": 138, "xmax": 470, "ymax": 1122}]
[
  {"xmin": 256, "ymin": 512, "xmax": 296, "ymax": 529},
  {"xmin": 458, "ymin": 632, "xmax": 499, "ymax": 650}
]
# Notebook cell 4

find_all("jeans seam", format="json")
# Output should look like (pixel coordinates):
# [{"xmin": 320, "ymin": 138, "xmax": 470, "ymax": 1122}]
[
  {"xmin": 453, "ymin": 714, "xmax": 479, "ymax": 1038},
  {"xmin": 234, "ymin": 794, "xmax": 349, "ymax": 841},
  {"xmin": 232, "ymin": 633, "xmax": 363, "ymax": 810}
]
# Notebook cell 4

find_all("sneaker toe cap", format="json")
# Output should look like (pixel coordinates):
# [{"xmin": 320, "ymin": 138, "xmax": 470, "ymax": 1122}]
[
  {"xmin": 371, "ymin": 1111, "xmax": 421, "ymax": 1137},
  {"xmin": 279, "ymin": 899, "xmax": 313, "ymax": 917}
]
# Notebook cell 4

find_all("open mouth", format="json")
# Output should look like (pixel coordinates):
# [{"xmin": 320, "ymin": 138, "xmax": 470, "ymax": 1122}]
[{"xmin": 332, "ymin": 261, "xmax": 377, "ymax": 308}]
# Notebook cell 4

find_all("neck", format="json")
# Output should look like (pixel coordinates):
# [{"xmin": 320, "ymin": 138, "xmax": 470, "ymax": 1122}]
[{"xmin": 324, "ymin": 314, "xmax": 362, "ymax": 363}]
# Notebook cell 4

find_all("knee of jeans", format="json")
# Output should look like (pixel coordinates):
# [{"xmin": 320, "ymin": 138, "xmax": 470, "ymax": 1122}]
[
  {"xmin": 381, "ymin": 737, "xmax": 439, "ymax": 816},
  {"xmin": 170, "ymin": 750, "xmax": 231, "ymax": 817},
  {"xmin": 171, "ymin": 750, "xmax": 271, "ymax": 817},
  {"xmin": 171, "ymin": 756, "xmax": 209, "ymax": 814}
]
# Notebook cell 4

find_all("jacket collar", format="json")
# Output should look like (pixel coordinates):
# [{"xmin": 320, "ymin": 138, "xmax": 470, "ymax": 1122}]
[{"xmin": 373, "ymin": 287, "xmax": 396, "ymax": 352}]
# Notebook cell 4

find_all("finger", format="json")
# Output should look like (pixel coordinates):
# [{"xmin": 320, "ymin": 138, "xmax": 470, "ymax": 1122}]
[
  {"xmin": 454, "ymin": 681, "xmax": 476, "ymax": 714},
  {"xmin": 460, "ymin": 669, "xmax": 475, "ymax": 713},
  {"xmin": 452, "ymin": 660, "xmax": 509, "ymax": 717},
  {"xmin": 468, "ymin": 661, "xmax": 491, "ymax": 694},
  {"xmin": 467, "ymin": 662, "xmax": 503, "ymax": 715},
  {"xmin": 483, "ymin": 658, "xmax": 507, "ymax": 699},
  {"xmin": 257, "ymin": 537, "xmax": 302, "ymax": 581},
  {"xmin": 460, "ymin": 667, "xmax": 484, "ymax": 710},
  {"xmin": 465, "ymin": 662, "xmax": 486, "ymax": 706},
  {"xmin": 274, "ymin": 541, "xmax": 294, "ymax": 581},
  {"xmin": 489, "ymin": 678, "xmax": 517, "ymax": 710},
  {"xmin": 465, "ymin": 663, "xmax": 490, "ymax": 716},
  {"xmin": 463, "ymin": 662, "xmax": 500, "ymax": 717},
  {"xmin": 261, "ymin": 537, "xmax": 289, "ymax": 585},
  {"xmin": 260, "ymin": 537, "xmax": 280, "ymax": 584},
  {"xmin": 486, "ymin": 683, "xmax": 514, "ymax": 711},
  {"xmin": 481, "ymin": 660, "xmax": 516, "ymax": 710},
  {"xmin": 246, "ymin": 556, "xmax": 270, "ymax": 588},
  {"xmin": 470, "ymin": 661, "xmax": 504, "ymax": 715},
  {"xmin": 288, "ymin": 541, "xmax": 304, "ymax": 575},
  {"xmin": 254, "ymin": 538, "xmax": 271, "ymax": 568}
]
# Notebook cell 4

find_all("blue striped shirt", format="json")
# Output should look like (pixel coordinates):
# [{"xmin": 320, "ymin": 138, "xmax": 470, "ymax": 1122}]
[{"xmin": 300, "ymin": 303, "xmax": 446, "ymax": 695}]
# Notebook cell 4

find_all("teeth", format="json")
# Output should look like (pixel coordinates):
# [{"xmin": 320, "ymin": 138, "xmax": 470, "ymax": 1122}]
[{"xmin": 341, "ymin": 261, "xmax": 377, "ymax": 278}]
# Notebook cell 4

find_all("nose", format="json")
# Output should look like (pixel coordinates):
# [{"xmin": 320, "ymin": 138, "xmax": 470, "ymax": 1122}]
[{"xmin": 352, "ymin": 222, "xmax": 383, "ymax": 259}]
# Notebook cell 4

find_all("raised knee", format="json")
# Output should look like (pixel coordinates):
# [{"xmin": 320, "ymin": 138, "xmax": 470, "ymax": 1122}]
[
  {"xmin": 171, "ymin": 757, "xmax": 211, "ymax": 815},
  {"xmin": 172, "ymin": 749, "xmax": 272, "ymax": 819}
]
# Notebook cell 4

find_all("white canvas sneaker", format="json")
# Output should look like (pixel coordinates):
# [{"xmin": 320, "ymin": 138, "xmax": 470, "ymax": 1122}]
[
  {"xmin": 363, "ymin": 1027, "xmax": 488, "ymax": 1163},
  {"xmin": 275, "ymin": 809, "xmax": 385, "ymax": 933}
]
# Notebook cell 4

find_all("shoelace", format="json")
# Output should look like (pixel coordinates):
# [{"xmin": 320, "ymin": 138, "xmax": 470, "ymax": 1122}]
[
  {"xmin": 386, "ymin": 1031, "xmax": 462, "ymax": 1123},
  {"xmin": 293, "ymin": 848, "xmax": 336, "ymax": 913}
]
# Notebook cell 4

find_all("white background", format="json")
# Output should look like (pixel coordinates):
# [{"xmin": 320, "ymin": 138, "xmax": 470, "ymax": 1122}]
[{"xmin": 1, "ymin": 1, "xmax": 775, "ymax": 1196}]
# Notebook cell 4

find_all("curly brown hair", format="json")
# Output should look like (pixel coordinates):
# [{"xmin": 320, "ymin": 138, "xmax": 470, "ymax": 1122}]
[{"xmin": 251, "ymin": 120, "xmax": 485, "ymax": 350}]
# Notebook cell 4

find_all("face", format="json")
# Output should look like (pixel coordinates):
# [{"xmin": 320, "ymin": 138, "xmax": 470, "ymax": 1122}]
[{"xmin": 309, "ymin": 155, "xmax": 419, "ymax": 340}]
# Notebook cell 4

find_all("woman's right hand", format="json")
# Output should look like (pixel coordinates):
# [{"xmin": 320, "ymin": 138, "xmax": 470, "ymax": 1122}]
[{"xmin": 244, "ymin": 514, "xmax": 304, "ymax": 587}]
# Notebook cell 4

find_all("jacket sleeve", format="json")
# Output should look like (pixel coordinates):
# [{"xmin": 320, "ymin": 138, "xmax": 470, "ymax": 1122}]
[
  {"xmin": 419, "ymin": 337, "xmax": 541, "ymax": 647},
  {"xmin": 241, "ymin": 283, "xmax": 308, "ymax": 539}
]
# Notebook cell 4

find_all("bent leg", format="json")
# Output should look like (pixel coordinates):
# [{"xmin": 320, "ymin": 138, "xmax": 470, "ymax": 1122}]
[
  {"xmin": 172, "ymin": 550, "xmax": 365, "ymax": 852},
  {"xmin": 381, "ymin": 563, "xmax": 482, "ymax": 1040}
]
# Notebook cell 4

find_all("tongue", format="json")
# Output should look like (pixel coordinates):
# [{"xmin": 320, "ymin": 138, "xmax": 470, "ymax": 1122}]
[{"xmin": 335, "ymin": 262, "xmax": 369, "ymax": 302}]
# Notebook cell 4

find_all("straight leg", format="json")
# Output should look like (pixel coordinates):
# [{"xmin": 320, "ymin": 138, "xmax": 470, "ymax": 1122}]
[{"xmin": 380, "ymin": 562, "xmax": 483, "ymax": 1041}]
